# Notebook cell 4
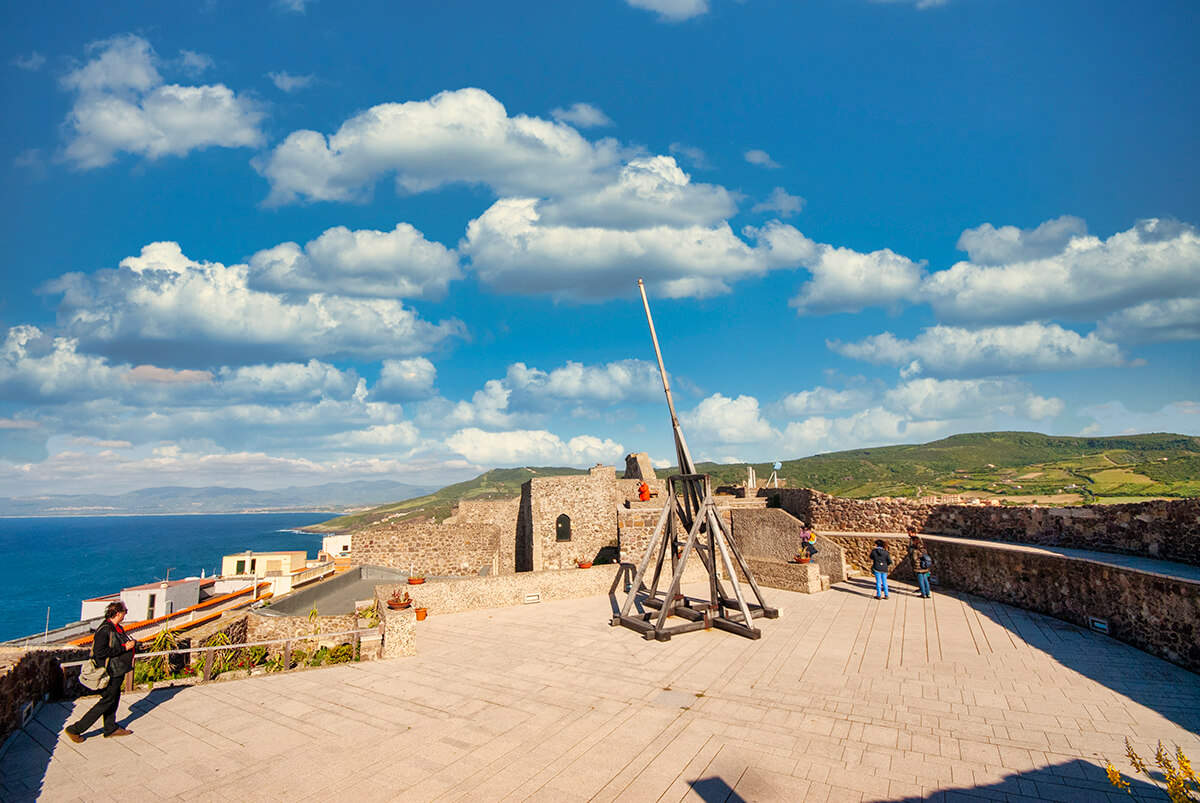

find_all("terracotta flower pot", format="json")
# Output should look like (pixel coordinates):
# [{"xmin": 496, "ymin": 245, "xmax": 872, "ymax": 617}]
[
  {"xmin": 387, "ymin": 601, "xmax": 411, "ymax": 610},
  {"xmin": 414, "ymin": 608, "xmax": 428, "ymax": 621},
  {"xmin": 577, "ymin": 562, "xmax": 592, "ymax": 569},
  {"xmin": 407, "ymin": 577, "xmax": 425, "ymax": 585}
]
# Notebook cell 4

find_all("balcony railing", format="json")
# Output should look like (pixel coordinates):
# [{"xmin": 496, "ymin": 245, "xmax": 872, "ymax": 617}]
[{"xmin": 60, "ymin": 625, "xmax": 382, "ymax": 691}]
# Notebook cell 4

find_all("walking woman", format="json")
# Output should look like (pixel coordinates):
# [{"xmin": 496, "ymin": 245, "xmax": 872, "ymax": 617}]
[
  {"xmin": 869, "ymin": 539, "xmax": 892, "ymax": 599},
  {"xmin": 65, "ymin": 601, "xmax": 136, "ymax": 742},
  {"xmin": 910, "ymin": 532, "xmax": 933, "ymax": 599}
]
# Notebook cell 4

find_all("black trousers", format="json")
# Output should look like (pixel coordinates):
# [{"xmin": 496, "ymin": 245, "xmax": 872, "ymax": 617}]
[{"xmin": 67, "ymin": 674, "xmax": 124, "ymax": 735}]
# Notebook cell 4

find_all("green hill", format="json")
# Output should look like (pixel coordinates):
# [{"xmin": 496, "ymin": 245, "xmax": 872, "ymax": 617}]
[
  {"xmin": 689, "ymin": 431, "xmax": 1200, "ymax": 501},
  {"xmin": 308, "ymin": 432, "xmax": 1200, "ymax": 533},
  {"xmin": 302, "ymin": 466, "xmax": 587, "ymax": 532}
]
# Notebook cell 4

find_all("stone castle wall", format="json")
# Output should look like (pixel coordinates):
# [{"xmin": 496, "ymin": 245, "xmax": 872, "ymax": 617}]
[
  {"xmin": 766, "ymin": 489, "xmax": 1199, "ymax": 566},
  {"xmin": 925, "ymin": 538, "xmax": 1200, "ymax": 674},
  {"xmin": 352, "ymin": 497, "xmax": 519, "ymax": 577},
  {"xmin": 0, "ymin": 646, "xmax": 88, "ymax": 744},
  {"xmin": 729, "ymin": 508, "xmax": 847, "ymax": 584},
  {"xmin": 522, "ymin": 466, "xmax": 621, "ymax": 571}
]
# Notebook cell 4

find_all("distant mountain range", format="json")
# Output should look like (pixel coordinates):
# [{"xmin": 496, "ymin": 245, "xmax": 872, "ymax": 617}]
[{"xmin": 0, "ymin": 480, "xmax": 438, "ymax": 517}]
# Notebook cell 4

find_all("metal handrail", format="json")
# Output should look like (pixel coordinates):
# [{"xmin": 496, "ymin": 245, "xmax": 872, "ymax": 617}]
[
  {"xmin": 60, "ymin": 626, "xmax": 384, "ymax": 687},
  {"xmin": 59, "ymin": 626, "xmax": 381, "ymax": 668}
]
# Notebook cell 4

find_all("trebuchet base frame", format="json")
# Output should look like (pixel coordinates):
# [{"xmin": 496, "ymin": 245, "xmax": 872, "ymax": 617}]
[{"xmin": 612, "ymin": 473, "xmax": 779, "ymax": 641}]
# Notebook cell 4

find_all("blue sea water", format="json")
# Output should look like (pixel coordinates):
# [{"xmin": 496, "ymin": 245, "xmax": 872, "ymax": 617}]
[{"xmin": 0, "ymin": 512, "xmax": 331, "ymax": 643}]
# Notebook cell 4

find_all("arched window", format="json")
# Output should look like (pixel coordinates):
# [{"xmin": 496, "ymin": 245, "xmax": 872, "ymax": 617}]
[{"xmin": 556, "ymin": 514, "xmax": 572, "ymax": 541}]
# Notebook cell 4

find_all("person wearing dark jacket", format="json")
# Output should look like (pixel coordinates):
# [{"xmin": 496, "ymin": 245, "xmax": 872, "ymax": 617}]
[
  {"xmin": 910, "ymin": 532, "xmax": 933, "ymax": 599},
  {"xmin": 65, "ymin": 601, "xmax": 136, "ymax": 742},
  {"xmin": 869, "ymin": 539, "xmax": 892, "ymax": 599}
]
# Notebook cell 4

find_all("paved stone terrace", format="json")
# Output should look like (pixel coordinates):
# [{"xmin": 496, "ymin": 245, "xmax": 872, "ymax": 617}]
[{"xmin": 3, "ymin": 578, "xmax": 1198, "ymax": 802}]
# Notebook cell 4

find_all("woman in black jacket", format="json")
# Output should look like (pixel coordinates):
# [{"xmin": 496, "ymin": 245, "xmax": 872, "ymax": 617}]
[
  {"xmin": 869, "ymin": 539, "xmax": 892, "ymax": 600},
  {"xmin": 65, "ymin": 601, "xmax": 136, "ymax": 742}
]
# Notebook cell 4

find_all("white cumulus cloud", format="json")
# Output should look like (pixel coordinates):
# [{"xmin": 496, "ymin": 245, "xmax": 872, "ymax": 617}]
[
  {"xmin": 44, "ymin": 241, "xmax": 464, "ymax": 365},
  {"xmin": 257, "ymin": 87, "xmax": 622, "ymax": 205},
  {"xmin": 550, "ymin": 102, "xmax": 613, "ymax": 128},
  {"xmin": 373, "ymin": 357, "xmax": 437, "ymax": 402},
  {"xmin": 829, "ymin": 323, "xmax": 1126, "ymax": 378},
  {"xmin": 925, "ymin": 218, "xmax": 1200, "ymax": 324},
  {"xmin": 535, "ymin": 155, "xmax": 736, "ymax": 230},
  {"xmin": 681, "ymin": 393, "xmax": 779, "ymax": 445},
  {"xmin": 248, "ymin": 222, "xmax": 460, "ymax": 299},
  {"xmin": 791, "ymin": 245, "xmax": 927, "ymax": 315},
  {"xmin": 445, "ymin": 428, "xmax": 624, "ymax": 465},
  {"xmin": 1096, "ymin": 296, "xmax": 1200, "ymax": 344},
  {"xmin": 745, "ymin": 149, "xmax": 781, "ymax": 168},
  {"xmin": 463, "ymin": 200, "xmax": 812, "ymax": 300},
  {"xmin": 60, "ymin": 34, "xmax": 264, "ymax": 169},
  {"xmin": 623, "ymin": 0, "xmax": 710, "ymax": 22},
  {"xmin": 752, "ymin": 187, "xmax": 805, "ymax": 217},
  {"xmin": 883, "ymin": 378, "xmax": 1063, "ymax": 421},
  {"xmin": 268, "ymin": 71, "xmax": 315, "ymax": 92}
]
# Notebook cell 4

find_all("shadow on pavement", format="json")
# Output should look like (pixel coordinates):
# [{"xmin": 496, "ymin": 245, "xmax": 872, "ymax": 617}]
[
  {"xmin": 0, "ymin": 700, "xmax": 69, "ymax": 803},
  {"xmin": 891, "ymin": 757, "xmax": 1169, "ymax": 802},
  {"xmin": 949, "ymin": 587, "xmax": 1200, "ymax": 736}
]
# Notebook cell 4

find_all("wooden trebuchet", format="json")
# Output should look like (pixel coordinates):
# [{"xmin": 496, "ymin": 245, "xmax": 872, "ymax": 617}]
[{"xmin": 612, "ymin": 280, "xmax": 778, "ymax": 641}]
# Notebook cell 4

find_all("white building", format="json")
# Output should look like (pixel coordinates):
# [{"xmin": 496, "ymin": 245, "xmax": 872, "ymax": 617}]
[{"xmin": 80, "ymin": 577, "xmax": 210, "ymax": 622}]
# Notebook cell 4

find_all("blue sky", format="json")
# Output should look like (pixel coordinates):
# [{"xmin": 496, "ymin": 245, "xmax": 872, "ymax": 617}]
[{"xmin": 2, "ymin": 0, "xmax": 1198, "ymax": 496}]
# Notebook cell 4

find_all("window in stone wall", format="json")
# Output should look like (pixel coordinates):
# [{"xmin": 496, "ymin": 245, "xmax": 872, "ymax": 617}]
[{"xmin": 556, "ymin": 514, "xmax": 572, "ymax": 541}]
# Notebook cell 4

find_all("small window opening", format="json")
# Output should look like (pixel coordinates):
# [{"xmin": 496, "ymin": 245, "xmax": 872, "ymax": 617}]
[{"xmin": 556, "ymin": 514, "xmax": 572, "ymax": 541}]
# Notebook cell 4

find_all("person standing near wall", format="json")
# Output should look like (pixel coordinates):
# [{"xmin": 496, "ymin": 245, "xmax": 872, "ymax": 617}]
[
  {"xmin": 910, "ymin": 532, "xmax": 932, "ymax": 599},
  {"xmin": 64, "ymin": 601, "xmax": 136, "ymax": 742},
  {"xmin": 869, "ymin": 539, "xmax": 892, "ymax": 600}
]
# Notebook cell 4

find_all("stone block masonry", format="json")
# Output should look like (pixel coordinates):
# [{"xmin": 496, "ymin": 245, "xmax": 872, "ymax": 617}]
[
  {"xmin": 0, "ymin": 646, "xmax": 88, "ymax": 745},
  {"xmin": 766, "ymin": 488, "xmax": 1199, "ymax": 566},
  {"xmin": 925, "ymin": 536, "xmax": 1200, "ymax": 674},
  {"xmin": 352, "ymin": 497, "xmax": 519, "ymax": 577}
]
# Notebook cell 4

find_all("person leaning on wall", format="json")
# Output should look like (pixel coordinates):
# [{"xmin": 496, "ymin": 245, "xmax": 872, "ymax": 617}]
[{"xmin": 64, "ymin": 600, "xmax": 137, "ymax": 742}]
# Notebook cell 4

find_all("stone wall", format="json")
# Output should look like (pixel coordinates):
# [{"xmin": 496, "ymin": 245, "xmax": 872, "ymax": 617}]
[
  {"xmin": 522, "ymin": 466, "xmax": 621, "ymax": 571},
  {"xmin": 765, "ymin": 489, "xmax": 1199, "ymax": 566},
  {"xmin": 246, "ymin": 610, "xmax": 359, "ymax": 656},
  {"xmin": 729, "ymin": 508, "xmax": 847, "ymax": 585},
  {"xmin": 822, "ymin": 534, "xmax": 917, "ymax": 581},
  {"xmin": 738, "ymin": 557, "xmax": 823, "ymax": 594},
  {"xmin": 0, "ymin": 646, "xmax": 87, "ymax": 744},
  {"xmin": 373, "ymin": 561, "xmax": 708, "ymax": 619},
  {"xmin": 352, "ymin": 497, "xmax": 519, "ymax": 576},
  {"xmin": 925, "ymin": 538, "xmax": 1200, "ymax": 674},
  {"xmin": 617, "ymin": 505, "xmax": 664, "ymax": 564}
]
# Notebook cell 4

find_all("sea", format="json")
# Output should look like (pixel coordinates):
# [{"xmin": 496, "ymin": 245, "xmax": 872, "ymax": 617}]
[{"xmin": 0, "ymin": 512, "xmax": 332, "ymax": 643}]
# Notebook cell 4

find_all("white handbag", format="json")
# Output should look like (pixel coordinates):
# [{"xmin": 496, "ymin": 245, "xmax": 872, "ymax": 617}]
[{"xmin": 78, "ymin": 658, "xmax": 110, "ymax": 690}]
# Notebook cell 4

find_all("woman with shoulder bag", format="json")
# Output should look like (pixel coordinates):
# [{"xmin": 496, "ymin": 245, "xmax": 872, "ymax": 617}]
[{"xmin": 64, "ymin": 601, "xmax": 136, "ymax": 742}]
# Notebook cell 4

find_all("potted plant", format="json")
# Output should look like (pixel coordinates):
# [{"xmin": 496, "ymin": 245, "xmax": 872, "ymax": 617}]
[
  {"xmin": 386, "ymin": 589, "xmax": 411, "ymax": 610},
  {"xmin": 414, "ymin": 603, "xmax": 428, "ymax": 621},
  {"xmin": 576, "ymin": 555, "xmax": 593, "ymax": 569},
  {"xmin": 407, "ymin": 572, "xmax": 425, "ymax": 585}
]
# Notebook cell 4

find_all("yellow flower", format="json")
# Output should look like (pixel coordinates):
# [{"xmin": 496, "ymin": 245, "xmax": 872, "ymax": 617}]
[{"xmin": 1104, "ymin": 760, "xmax": 1131, "ymax": 793}]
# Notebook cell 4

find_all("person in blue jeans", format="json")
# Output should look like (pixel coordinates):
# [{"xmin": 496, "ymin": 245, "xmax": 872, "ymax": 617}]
[
  {"xmin": 910, "ymin": 532, "xmax": 932, "ymax": 598},
  {"xmin": 869, "ymin": 539, "xmax": 892, "ymax": 599}
]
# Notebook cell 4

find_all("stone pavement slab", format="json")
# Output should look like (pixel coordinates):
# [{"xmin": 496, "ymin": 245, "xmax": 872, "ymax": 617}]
[{"xmin": 3, "ymin": 578, "xmax": 1198, "ymax": 801}]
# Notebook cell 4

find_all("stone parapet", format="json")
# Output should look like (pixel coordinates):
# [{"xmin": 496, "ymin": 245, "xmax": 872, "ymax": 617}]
[
  {"xmin": 924, "ymin": 536, "xmax": 1200, "ymax": 674},
  {"xmin": 373, "ymin": 562, "xmax": 706, "ymax": 620},
  {"xmin": 739, "ymin": 557, "xmax": 823, "ymax": 594},
  {"xmin": 352, "ymin": 497, "xmax": 519, "ymax": 577},
  {"xmin": 729, "ymin": 508, "xmax": 846, "ymax": 585},
  {"xmin": 764, "ymin": 488, "xmax": 1200, "ymax": 566},
  {"xmin": 0, "ymin": 646, "xmax": 87, "ymax": 744},
  {"xmin": 247, "ymin": 610, "xmax": 359, "ymax": 656}
]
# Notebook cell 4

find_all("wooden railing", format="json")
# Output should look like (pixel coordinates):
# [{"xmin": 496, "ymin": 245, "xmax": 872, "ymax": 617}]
[{"xmin": 61, "ymin": 626, "xmax": 383, "ymax": 691}]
